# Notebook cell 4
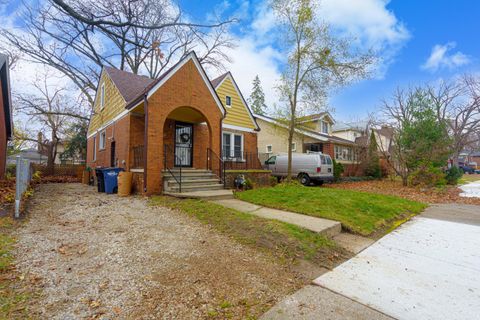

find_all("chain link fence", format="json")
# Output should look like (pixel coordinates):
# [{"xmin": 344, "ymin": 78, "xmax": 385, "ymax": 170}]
[{"xmin": 15, "ymin": 156, "xmax": 32, "ymax": 218}]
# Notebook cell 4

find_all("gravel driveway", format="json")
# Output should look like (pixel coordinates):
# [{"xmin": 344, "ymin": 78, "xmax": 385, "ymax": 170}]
[{"xmin": 15, "ymin": 183, "xmax": 303, "ymax": 319}]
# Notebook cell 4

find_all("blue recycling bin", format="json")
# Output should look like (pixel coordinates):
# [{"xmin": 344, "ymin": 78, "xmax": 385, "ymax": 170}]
[{"xmin": 102, "ymin": 168, "xmax": 124, "ymax": 194}]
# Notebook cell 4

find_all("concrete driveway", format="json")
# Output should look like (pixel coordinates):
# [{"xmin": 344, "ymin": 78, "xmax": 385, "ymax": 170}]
[
  {"xmin": 263, "ymin": 204, "xmax": 480, "ymax": 319},
  {"xmin": 314, "ymin": 204, "xmax": 480, "ymax": 320}
]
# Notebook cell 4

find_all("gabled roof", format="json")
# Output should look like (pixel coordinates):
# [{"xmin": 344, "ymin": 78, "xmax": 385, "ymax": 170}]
[
  {"xmin": 255, "ymin": 114, "xmax": 356, "ymax": 145},
  {"xmin": 297, "ymin": 112, "xmax": 336, "ymax": 124},
  {"xmin": 211, "ymin": 71, "xmax": 260, "ymax": 131},
  {"xmin": 210, "ymin": 72, "xmax": 229, "ymax": 88},
  {"xmin": 104, "ymin": 66, "xmax": 154, "ymax": 104},
  {"xmin": 0, "ymin": 53, "xmax": 13, "ymax": 140},
  {"xmin": 333, "ymin": 121, "xmax": 368, "ymax": 132},
  {"xmin": 126, "ymin": 52, "xmax": 226, "ymax": 116}
]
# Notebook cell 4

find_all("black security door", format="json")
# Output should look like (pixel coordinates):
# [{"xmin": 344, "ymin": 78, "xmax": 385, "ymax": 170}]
[{"xmin": 174, "ymin": 122, "xmax": 193, "ymax": 167}]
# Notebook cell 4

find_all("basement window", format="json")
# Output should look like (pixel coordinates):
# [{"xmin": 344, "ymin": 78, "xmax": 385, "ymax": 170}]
[{"xmin": 266, "ymin": 145, "xmax": 273, "ymax": 153}]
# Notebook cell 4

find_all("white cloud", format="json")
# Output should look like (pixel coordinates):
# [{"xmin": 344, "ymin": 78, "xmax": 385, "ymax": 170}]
[
  {"xmin": 319, "ymin": 0, "xmax": 410, "ymax": 78},
  {"xmin": 218, "ymin": 0, "xmax": 409, "ymax": 110},
  {"xmin": 207, "ymin": 36, "xmax": 282, "ymax": 110},
  {"xmin": 421, "ymin": 42, "xmax": 471, "ymax": 72}
]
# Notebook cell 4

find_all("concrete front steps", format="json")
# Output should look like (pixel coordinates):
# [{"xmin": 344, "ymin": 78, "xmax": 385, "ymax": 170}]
[{"xmin": 163, "ymin": 168, "xmax": 233, "ymax": 200}]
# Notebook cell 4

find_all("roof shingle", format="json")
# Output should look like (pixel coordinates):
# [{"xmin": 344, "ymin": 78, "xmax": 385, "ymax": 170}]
[{"xmin": 104, "ymin": 66, "xmax": 154, "ymax": 104}]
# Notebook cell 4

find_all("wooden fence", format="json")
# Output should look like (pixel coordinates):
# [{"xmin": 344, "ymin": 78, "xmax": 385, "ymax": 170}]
[{"xmin": 31, "ymin": 164, "xmax": 85, "ymax": 178}]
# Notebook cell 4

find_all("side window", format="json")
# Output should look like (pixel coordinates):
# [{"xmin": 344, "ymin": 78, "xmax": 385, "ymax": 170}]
[
  {"xmin": 225, "ymin": 96, "xmax": 232, "ymax": 107},
  {"xmin": 99, "ymin": 130, "xmax": 106, "ymax": 150},
  {"xmin": 325, "ymin": 155, "xmax": 332, "ymax": 164},
  {"xmin": 266, "ymin": 156, "xmax": 276, "ymax": 165},
  {"xmin": 321, "ymin": 155, "xmax": 327, "ymax": 165}
]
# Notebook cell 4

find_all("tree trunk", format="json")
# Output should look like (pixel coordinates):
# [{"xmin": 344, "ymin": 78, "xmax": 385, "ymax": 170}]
[
  {"xmin": 287, "ymin": 125, "xmax": 294, "ymax": 182},
  {"xmin": 46, "ymin": 143, "xmax": 55, "ymax": 175}
]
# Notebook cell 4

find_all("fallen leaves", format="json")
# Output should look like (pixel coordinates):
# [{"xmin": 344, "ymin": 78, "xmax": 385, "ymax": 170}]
[{"xmin": 327, "ymin": 179, "xmax": 480, "ymax": 205}]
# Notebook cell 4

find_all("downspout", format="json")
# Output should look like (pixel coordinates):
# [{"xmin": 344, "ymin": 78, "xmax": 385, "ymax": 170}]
[{"xmin": 143, "ymin": 94, "xmax": 148, "ymax": 193}]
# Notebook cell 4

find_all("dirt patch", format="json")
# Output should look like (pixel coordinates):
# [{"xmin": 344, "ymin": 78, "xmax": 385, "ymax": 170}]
[
  {"xmin": 14, "ymin": 183, "xmax": 306, "ymax": 319},
  {"xmin": 327, "ymin": 179, "xmax": 480, "ymax": 205}
]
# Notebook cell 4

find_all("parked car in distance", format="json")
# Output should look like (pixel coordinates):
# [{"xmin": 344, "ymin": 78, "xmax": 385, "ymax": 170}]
[
  {"xmin": 264, "ymin": 152, "xmax": 334, "ymax": 185},
  {"xmin": 459, "ymin": 164, "xmax": 475, "ymax": 174}
]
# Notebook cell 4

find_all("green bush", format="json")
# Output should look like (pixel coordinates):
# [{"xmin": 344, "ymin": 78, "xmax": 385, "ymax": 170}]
[
  {"xmin": 445, "ymin": 166, "xmax": 463, "ymax": 185},
  {"xmin": 409, "ymin": 163, "xmax": 446, "ymax": 187},
  {"xmin": 333, "ymin": 160, "xmax": 344, "ymax": 182},
  {"xmin": 269, "ymin": 175, "xmax": 278, "ymax": 187},
  {"xmin": 244, "ymin": 178, "xmax": 254, "ymax": 190}
]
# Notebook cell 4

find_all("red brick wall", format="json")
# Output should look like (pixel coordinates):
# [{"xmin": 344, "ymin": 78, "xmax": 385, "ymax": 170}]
[
  {"xmin": 145, "ymin": 59, "xmax": 223, "ymax": 194},
  {"xmin": 86, "ymin": 114, "xmax": 131, "ymax": 170},
  {"xmin": 0, "ymin": 82, "xmax": 6, "ymax": 179}
]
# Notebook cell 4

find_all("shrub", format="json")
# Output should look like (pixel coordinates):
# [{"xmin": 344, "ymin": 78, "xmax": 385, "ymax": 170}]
[
  {"xmin": 268, "ymin": 175, "xmax": 278, "ymax": 187},
  {"xmin": 409, "ymin": 163, "xmax": 446, "ymax": 187},
  {"xmin": 243, "ymin": 178, "xmax": 254, "ymax": 190},
  {"xmin": 333, "ymin": 160, "xmax": 344, "ymax": 182},
  {"xmin": 445, "ymin": 166, "xmax": 463, "ymax": 185}
]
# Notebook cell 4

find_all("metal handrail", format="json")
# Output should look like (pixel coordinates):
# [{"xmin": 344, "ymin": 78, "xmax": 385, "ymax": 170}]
[
  {"xmin": 207, "ymin": 148, "xmax": 226, "ymax": 188},
  {"xmin": 164, "ymin": 144, "xmax": 183, "ymax": 193}
]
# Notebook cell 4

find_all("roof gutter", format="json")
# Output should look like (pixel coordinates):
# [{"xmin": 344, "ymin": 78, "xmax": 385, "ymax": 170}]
[{"xmin": 142, "ymin": 94, "xmax": 148, "ymax": 193}]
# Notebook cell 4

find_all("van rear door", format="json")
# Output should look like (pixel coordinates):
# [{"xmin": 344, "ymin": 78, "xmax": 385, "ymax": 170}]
[{"xmin": 320, "ymin": 155, "xmax": 333, "ymax": 177}]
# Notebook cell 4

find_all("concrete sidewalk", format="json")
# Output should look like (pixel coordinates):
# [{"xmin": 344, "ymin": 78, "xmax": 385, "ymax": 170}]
[
  {"xmin": 213, "ymin": 199, "xmax": 342, "ymax": 237},
  {"xmin": 261, "ymin": 286, "xmax": 394, "ymax": 320}
]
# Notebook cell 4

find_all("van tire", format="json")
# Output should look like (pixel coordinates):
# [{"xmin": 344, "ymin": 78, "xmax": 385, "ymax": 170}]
[{"xmin": 298, "ymin": 173, "xmax": 311, "ymax": 186}]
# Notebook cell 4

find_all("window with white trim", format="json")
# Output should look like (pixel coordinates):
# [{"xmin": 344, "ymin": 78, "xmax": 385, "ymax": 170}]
[
  {"xmin": 93, "ymin": 137, "xmax": 97, "ymax": 161},
  {"xmin": 222, "ymin": 132, "xmax": 243, "ymax": 160},
  {"xmin": 225, "ymin": 95, "xmax": 232, "ymax": 107},
  {"xmin": 99, "ymin": 130, "xmax": 106, "ymax": 150},
  {"xmin": 334, "ymin": 145, "xmax": 356, "ymax": 161},
  {"xmin": 266, "ymin": 145, "xmax": 273, "ymax": 153},
  {"xmin": 100, "ymin": 83, "xmax": 105, "ymax": 109},
  {"xmin": 321, "ymin": 120, "xmax": 329, "ymax": 134},
  {"xmin": 291, "ymin": 142, "xmax": 297, "ymax": 152}
]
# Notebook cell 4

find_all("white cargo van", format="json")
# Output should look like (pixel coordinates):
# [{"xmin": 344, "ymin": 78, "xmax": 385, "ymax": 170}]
[{"xmin": 264, "ymin": 152, "xmax": 334, "ymax": 185}]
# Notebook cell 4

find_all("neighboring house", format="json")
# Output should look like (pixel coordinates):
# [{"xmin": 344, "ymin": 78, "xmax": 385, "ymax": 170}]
[
  {"xmin": 460, "ymin": 151, "xmax": 480, "ymax": 168},
  {"xmin": 332, "ymin": 121, "xmax": 369, "ymax": 142},
  {"xmin": 0, "ymin": 54, "xmax": 13, "ymax": 179},
  {"xmin": 86, "ymin": 51, "xmax": 260, "ymax": 194},
  {"xmin": 255, "ymin": 113, "xmax": 361, "ymax": 174},
  {"xmin": 7, "ymin": 149, "xmax": 48, "ymax": 165},
  {"xmin": 37, "ymin": 133, "xmax": 85, "ymax": 165}
]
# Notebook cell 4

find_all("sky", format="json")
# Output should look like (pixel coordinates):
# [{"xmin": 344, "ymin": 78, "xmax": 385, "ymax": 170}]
[
  {"xmin": 2, "ymin": 0, "xmax": 480, "ymax": 123},
  {"xmin": 179, "ymin": 0, "xmax": 480, "ymax": 121}
]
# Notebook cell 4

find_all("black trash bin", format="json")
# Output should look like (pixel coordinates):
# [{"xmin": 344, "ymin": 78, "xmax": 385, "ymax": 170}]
[{"xmin": 95, "ymin": 168, "xmax": 105, "ymax": 192}]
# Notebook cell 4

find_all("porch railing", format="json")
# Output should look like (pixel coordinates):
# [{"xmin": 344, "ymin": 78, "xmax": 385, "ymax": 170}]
[
  {"xmin": 207, "ymin": 148, "xmax": 226, "ymax": 188},
  {"xmin": 222, "ymin": 151, "xmax": 269, "ymax": 170},
  {"xmin": 164, "ymin": 144, "xmax": 183, "ymax": 192}
]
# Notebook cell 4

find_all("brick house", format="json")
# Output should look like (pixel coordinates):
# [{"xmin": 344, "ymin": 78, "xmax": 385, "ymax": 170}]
[
  {"xmin": 0, "ymin": 54, "xmax": 13, "ymax": 179},
  {"xmin": 86, "ymin": 52, "xmax": 260, "ymax": 194},
  {"xmin": 255, "ymin": 113, "xmax": 362, "ymax": 175}
]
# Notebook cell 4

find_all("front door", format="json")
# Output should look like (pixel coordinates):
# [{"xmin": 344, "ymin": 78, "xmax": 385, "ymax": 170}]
[{"xmin": 174, "ymin": 122, "xmax": 193, "ymax": 167}]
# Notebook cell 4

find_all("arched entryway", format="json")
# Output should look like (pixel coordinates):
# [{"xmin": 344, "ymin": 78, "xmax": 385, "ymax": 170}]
[{"xmin": 162, "ymin": 106, "xmax": 213, "ymax": 169}]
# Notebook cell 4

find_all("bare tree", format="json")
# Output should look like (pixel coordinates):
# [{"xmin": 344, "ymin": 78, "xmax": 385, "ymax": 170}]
[
  {"xmin": 271, "ymin": 0, "xmax": 373, "ymax": 180},
  {"xmin": 428, "ymin": 75, "xmax": 480, "ymax": 165},
  {"xmin": 1, "ymin": 0, "xmax": 236, "ymax": 106},
  {"xmin": 14, "ymin": 72, "xmax": 88, "ymax": 172}
]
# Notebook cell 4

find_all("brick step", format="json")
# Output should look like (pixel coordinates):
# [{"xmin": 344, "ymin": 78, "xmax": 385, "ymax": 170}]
[
  {"xmin": 167, "ymin": 183, "xmax": 225, "ymax": 192},
  {"xmin": 166, "ymin": 179, "xmax": 221, "ymax": 187},
  {"xmin": 162, "ymin": 169, "xmax": 212, "ymax": 174},
  {"xmin": 163, "ymin": 173, "xmax": 218, "ymax": 181}
]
